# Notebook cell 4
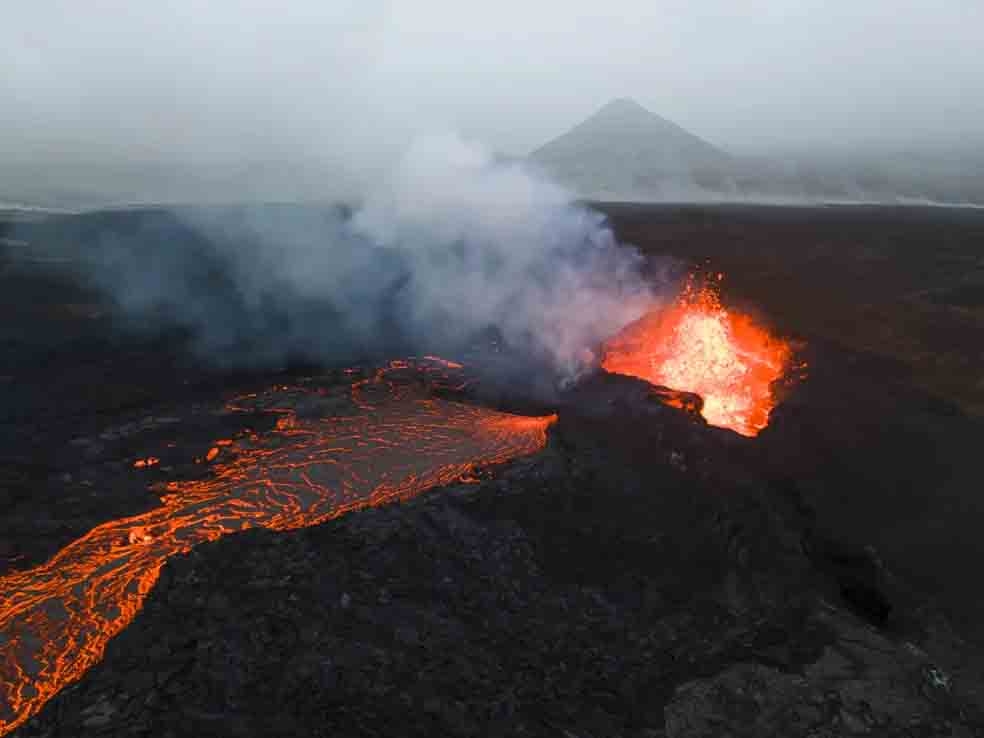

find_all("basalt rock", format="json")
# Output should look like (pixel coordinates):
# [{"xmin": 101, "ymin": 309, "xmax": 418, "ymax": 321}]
[{"xmin": 12, "ymin": 401, "xmax": 984, "ymax": 737}]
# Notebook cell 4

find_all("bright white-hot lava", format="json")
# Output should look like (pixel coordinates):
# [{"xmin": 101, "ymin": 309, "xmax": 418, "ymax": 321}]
[{"xmin": 602, "ymin": 276, "xmax": 792, "ymax": 436}]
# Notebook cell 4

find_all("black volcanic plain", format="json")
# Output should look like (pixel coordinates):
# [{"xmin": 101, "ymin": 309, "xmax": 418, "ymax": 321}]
[{"xmin": 2, "ymin": 204, "xmax": 983, "ymax": 737}]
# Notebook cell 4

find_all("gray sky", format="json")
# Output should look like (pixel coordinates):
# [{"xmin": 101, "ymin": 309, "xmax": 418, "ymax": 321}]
[{"xmin": 3, "ymin": 0, "xmax": 982, "ymax": 174}]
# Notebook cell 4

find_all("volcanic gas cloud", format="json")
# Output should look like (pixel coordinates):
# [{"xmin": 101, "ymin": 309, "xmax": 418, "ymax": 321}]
[
  {"xmin": 0, "ymin": 274, "xmax": 795, "ymax": 734},
  {"xmin": 602, "ymin": 276, "xmax": 791, "ymax": 436}
]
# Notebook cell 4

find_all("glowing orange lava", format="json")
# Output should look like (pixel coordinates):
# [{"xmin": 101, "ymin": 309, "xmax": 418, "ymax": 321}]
[
  {"xmin": 0, "ymin": 359, "xmax": 555, "ymax": 735},
  {"xmin": 602, "ymin": 277, "xmax": 791, "ymax": 436}
]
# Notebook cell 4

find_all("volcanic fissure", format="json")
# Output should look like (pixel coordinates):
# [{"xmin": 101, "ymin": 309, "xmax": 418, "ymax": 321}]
[
  {"xmin": 0, "ymin": 280, "xmax": 793, "ymax": 734},
  {"xmin": 602, "ymin": 276, "xmax": 792, "ymax": 437}
]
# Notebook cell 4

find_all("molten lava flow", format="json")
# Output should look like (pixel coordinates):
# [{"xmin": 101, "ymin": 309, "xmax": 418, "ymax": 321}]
[
  {"xmin": 602, "ymin": 277, "xmax": 791, "ymax": 436},
  {"xmin": 0, "ymin": 360, "xmax": 556, "ymax": 735}
]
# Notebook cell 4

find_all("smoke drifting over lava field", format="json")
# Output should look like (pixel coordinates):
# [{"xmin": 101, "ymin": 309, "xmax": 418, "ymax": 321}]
[
  {"xmin": 27, "ymin": 138, "xmax": 664, "ymax": 394},
  {"xmin": 2, "ymin": 1, "xmax": 984, "ymax": 733},
  {"xmin": 3, "ymin": 199, "xmax": 984, "ymax": 736},
  {"xmin": 4, "ymin": 11, "xmax": 984, "ymax": 734}
]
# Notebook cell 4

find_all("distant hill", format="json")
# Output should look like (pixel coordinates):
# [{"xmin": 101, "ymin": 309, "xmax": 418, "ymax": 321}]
[
  {"xmin": 529, "ymin": 98, "xmax": 735, "ymax": 199},
  {"xmin": 529, "ymin": 98, "xmax": 984, "ymax": 205}
]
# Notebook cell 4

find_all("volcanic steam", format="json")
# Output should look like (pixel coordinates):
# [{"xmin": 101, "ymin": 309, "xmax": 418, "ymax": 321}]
[{"xmin": 77, "ymin": 135, "xmax": 657, "ymax": 388}]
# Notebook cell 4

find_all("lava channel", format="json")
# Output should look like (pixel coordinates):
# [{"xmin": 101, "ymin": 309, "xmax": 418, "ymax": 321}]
[
  {"xmin": 0, "ymin": 359, "xmax": 556, "ymax": 735},
  {"xmin": 602, "ymin": 276, "xmax": 792, "ymax": 437}
]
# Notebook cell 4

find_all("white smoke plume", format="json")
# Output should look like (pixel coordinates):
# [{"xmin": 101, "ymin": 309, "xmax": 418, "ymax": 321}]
[
  {"xmin": 351, "ymin": 135, "xmax": 656, "ymax": 379},
  {"xmin": 69, "ymin": 135, "xmax": 662, "ymax": 388}
]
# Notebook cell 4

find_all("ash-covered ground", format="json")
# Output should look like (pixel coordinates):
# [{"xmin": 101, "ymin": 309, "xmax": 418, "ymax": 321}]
[{"xmin": 2, "ymin": 204, "xmax": 984, "ymax": 736}]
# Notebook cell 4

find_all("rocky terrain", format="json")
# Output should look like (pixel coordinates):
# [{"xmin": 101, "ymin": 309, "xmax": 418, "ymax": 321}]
[
  {"xmin": 5, "ymin": 356, "xmax": 984, "ymax": 737},
  {"xmin": 3, "ymin": 204, "xmax": 984, "ymax": 736},
  {"xmin": 11, "ymin": 372, "xmax": 984, "ymax": 737}
]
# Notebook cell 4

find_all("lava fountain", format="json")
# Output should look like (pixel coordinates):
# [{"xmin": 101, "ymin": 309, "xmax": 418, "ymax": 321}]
[
  {"xmin": 0, "ymin": 359, "xmax": 556, "ymax": 735},
  {"xmin": 602, "ymin": 276, "xmax": 791, "ymax": 436}
]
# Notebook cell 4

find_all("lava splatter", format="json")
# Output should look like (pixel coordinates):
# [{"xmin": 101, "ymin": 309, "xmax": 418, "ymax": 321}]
[{"xmin": 602, "ymin": 277, "xmax": 791, "ymax": 436}]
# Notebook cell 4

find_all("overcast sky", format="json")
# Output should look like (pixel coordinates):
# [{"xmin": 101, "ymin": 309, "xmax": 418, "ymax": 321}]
[{"xmin": 3, "ymin": 0, "xmax": 982, "ymax": 174}]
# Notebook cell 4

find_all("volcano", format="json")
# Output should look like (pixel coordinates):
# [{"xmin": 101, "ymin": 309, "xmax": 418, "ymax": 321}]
[
  {"xmin": 602, "ymin": 275, "xmax": 793, "ymax": 436},
  {"xmin": 529, "ymin": 98, "xmax": 733, "ymax": 199},
  {"xmin": 0, "ymin": 270, "xmax": 796, "ymax": 731},
  {"xmin": 3, "ymin": 204, "xmax": 984, "ymax": 737}
]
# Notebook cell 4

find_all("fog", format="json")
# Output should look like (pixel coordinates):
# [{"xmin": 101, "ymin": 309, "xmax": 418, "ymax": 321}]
[{"xmin": 3, "ymin": 1, "xmax": 983, "ymax": 204}]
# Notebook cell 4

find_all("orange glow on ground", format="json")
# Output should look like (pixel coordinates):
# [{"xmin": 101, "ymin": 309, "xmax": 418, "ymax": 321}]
[
  {"xmin": 0, "ymin": 360, "xmax": 555, "ymax": 735},
  {"xmin": 602, "ymin": 277, "xmax": 791, "ymax": 436}
]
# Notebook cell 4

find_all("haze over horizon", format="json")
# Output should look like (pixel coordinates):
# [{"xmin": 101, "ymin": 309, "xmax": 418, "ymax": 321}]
[{"xmin": 3, "ymin": 1, "xmax": 983, "ymax": 204}]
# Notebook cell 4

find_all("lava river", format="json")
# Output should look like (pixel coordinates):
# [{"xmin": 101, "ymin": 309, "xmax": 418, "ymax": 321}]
[{"xmin": 0, "ymin": 360, "xmax": 556, "ymax": 734}]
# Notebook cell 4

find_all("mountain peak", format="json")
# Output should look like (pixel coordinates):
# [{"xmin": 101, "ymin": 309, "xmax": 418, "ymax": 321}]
[
  {"xmin": 595, "ymin": 97, "xmax": 652, "ymax": 117},
  {"xmin": 570, "ymin": 98, "xmax": 705, "ymax": 140},
  {"xmin": 529, "ymin": 99, "xmax": 731, "ymax": 199}
]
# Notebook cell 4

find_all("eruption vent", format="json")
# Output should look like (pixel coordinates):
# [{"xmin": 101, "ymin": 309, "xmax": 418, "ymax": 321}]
[
  {"xmin": 602, "ymin": 276, "xmax": 791, "ymax": 436},
  {"xmin": 0, "ymin": 360, "xmax": 555, "ymax": 735}
]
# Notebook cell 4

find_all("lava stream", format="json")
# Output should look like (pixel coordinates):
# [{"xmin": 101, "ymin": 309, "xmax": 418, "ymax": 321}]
[
  {"xmin": 0, "ymin": 362, "xmax": 556, "ymax": 735},
  {"xmin": 602, "ymin": 277, "xmax": 791, "ymax": 436}
]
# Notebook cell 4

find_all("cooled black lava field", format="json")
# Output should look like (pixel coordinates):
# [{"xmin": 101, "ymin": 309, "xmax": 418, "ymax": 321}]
[{"xmin": 2, "ymin": 204, "xmax": 983, "ymax": 737}]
